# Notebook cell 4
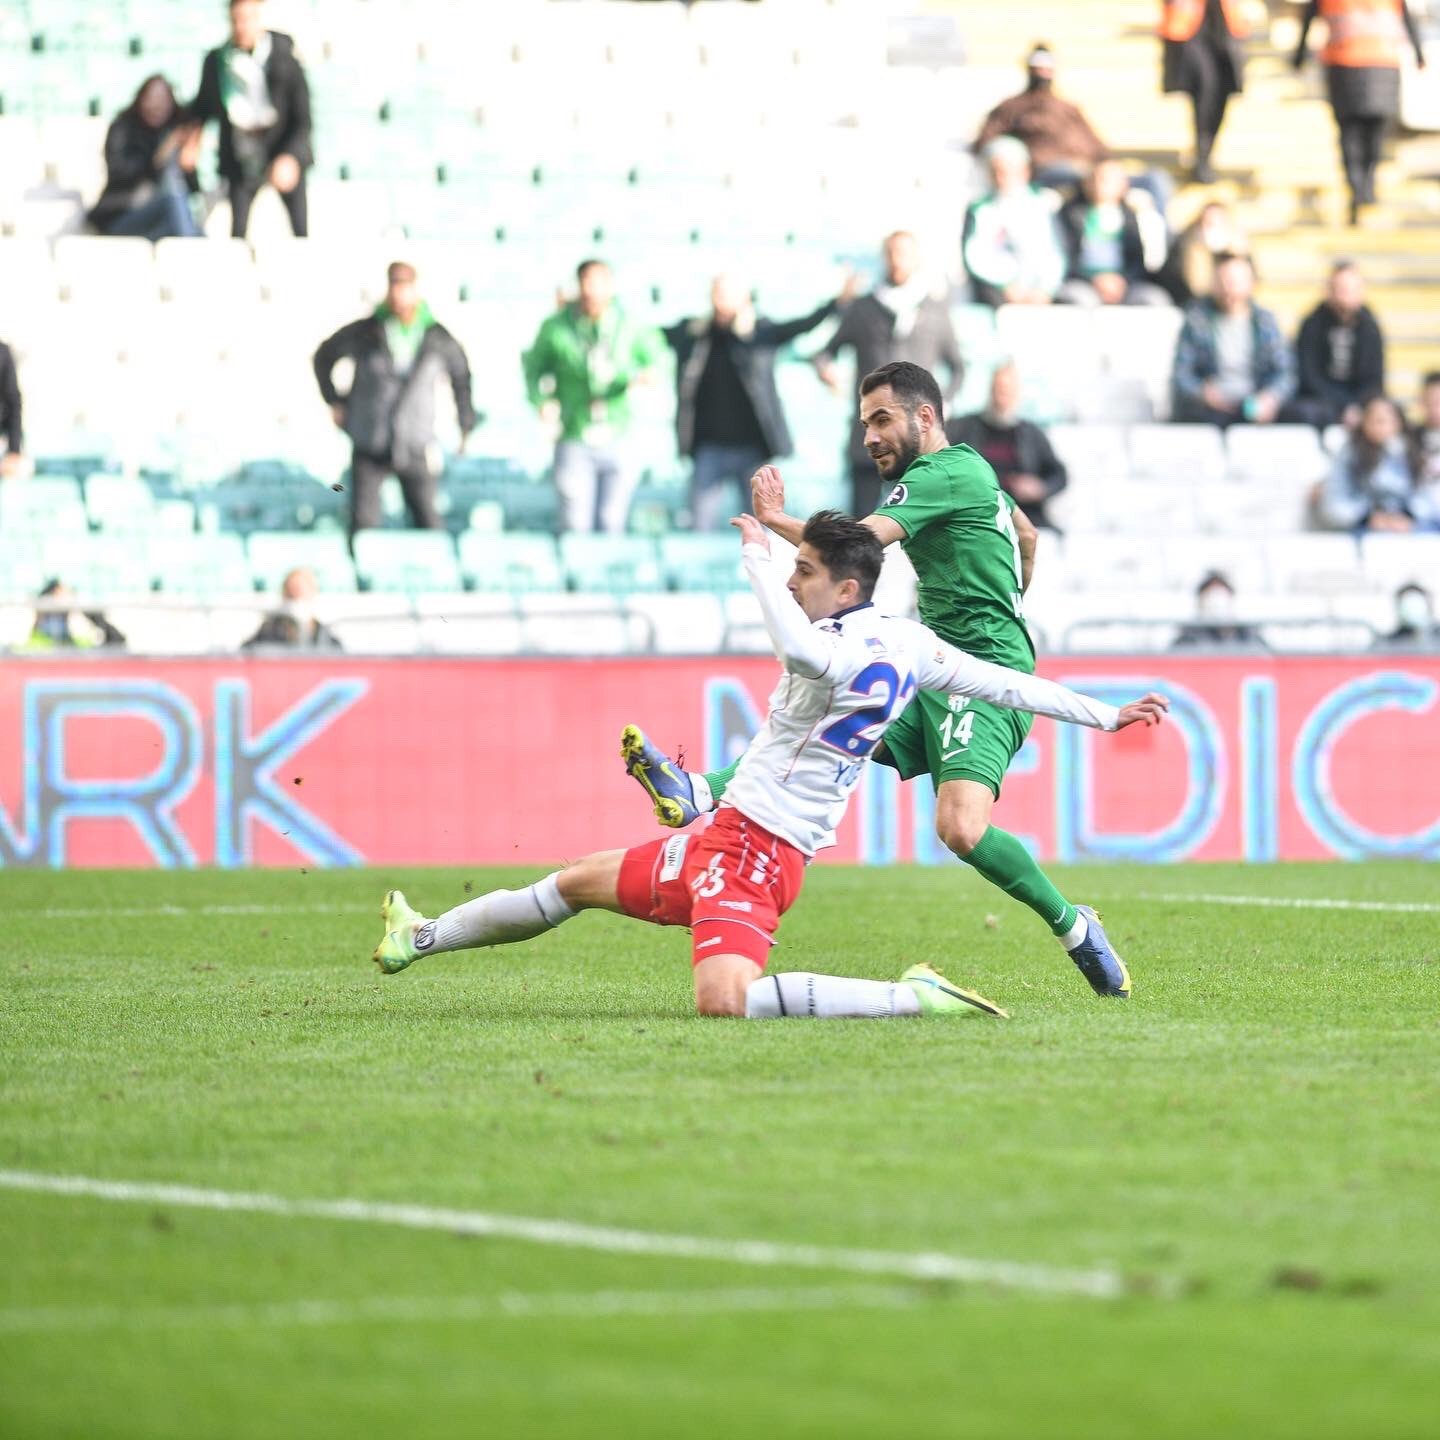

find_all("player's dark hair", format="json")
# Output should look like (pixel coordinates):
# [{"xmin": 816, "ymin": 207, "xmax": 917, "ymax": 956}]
[
  {"xmin": 859, "ymin": 361, "xmax": 945, "ymax": 426},
  {"xmin": 576, "ymin": 258, "xmax": 608, "ymax": 282},
  {"xmin": 801, "ymin": 509, "xmax": 883, "ymax": 603},
  {"xmin": 1422, "ymin": 370, "xmax": 1440, "ymax": 390}
]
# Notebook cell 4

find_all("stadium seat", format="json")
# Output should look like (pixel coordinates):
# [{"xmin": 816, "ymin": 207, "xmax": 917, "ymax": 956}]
[
  {"xmin": 1266, "ymin": 534, "xmax": 1370, "ymax": 595},
  {"xmin": 1359, "ymin": 533, "xmax": 1440, "ymax": 593},
  {"xmin": 247, "ymin": 532, "xmax": 359, "ymax": 594},
  {"xmin": 151, "ymin": 534, "xmax": 253, "ymax": 596},
  {"xmin": 84, "ymin": 473, "xmax": 156, "ymax": 531},
  {"xmin": 43, "ymin": 533, "xmax": 155, "ymax": 600},
  {"xmin": 625, "ymin": 591, "xmax": 727, "ymax": 653},
  {"xmin": 658, "ymin": 534, "xmax": 746, "ymax": 592},
  {"xmin": 517, "ymin": 592, "xmax": 647, "ymax": 655},
  {"xmin": 458, "ymin": 532, "xmax": 564, "ymax": 592},
  {"xmin": 1126, "ymin": 424, "xmax": 1227, "ymax": 484},
  {"xmin": 558, "ymin": 534, "xmax": 662, "ymax": 592},
  {"xmin": 1192, "ymin": 479, "xmax": 1311, "ymax": 536},
  {"xmin": 353, "ymin": 530, "xmax": 462, "ymax": 593},
  {"xmin": 0, "ymin": 537, "xmax": 50, "ymax": 601},
  {"xmin": 721, "ymin": 590, "xmax": 774, "ymax": 654},
  {"xmin": 413, "ymin": 593, "xmax": 523, "ymax": 655},
  {"xmin": 1161, "ymin": 536, "xmax": 1271, "ymax": 594},
  {"xmin": 321, "ymin": 593, "xmax": 423, "ymax": 653},
  {"xmin": 53, "ymin": 235, "xmax": 155, "ymax": 303},
  {"xmin": 0, "ymin": 476, "xmax": 88, "ymax": 533},
  {"xmin": 1052, "ymin": 589, "xmax": 1193, "ymax": 652},
  {"xmin": 1057, "ymin": 534, "xmax": 1171, "ymax": 592},
  {"xmin": 1046, "ymin": 424, "xmax": 1130, "ymax": 485},
  {"xmin": 1224, "ymin": 425, "xmax": 1329, "ymax": 484}
]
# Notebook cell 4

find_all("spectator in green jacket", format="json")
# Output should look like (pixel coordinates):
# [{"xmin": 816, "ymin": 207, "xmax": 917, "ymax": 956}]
[{"xmin": 523, "ymin": 259, "xmax": 664, "ymax": 534}]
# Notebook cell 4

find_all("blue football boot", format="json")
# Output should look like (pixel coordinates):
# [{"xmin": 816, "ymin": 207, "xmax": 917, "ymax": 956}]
[
  {"xmin": 620, "ymin": 725, "xmax": 700, "ymax": 829},
  {"xmin": 1068, "ymin": 905, "xmax": 1132, "ymax": 998}
]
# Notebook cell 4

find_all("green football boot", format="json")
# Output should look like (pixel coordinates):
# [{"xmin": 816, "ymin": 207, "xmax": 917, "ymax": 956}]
[
  {"xmin": 901, "ymin": 963, "xmax": 1009, "ymax": 1018},
  {"xmin": 373, "ymin": 889, "xmax": 430, "ymax": 974}
]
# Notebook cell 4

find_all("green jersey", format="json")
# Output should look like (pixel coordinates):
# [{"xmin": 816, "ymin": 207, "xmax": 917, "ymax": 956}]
[{"xmin": 871, "ymin": 443, "xmax": 1035, "ymax": 673}]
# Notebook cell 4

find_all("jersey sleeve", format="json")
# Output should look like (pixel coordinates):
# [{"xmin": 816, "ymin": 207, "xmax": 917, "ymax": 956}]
[
  {"xmin": 906, "ymin": 622, "xmax": 1121, "ymax": 730},
  {"xmin": 870, "ymin": 453, "xmax": 953, "ymax": 538},
  {"xmin": 742, "ymin": 543, "xmax": 838, "ymax": 680}
]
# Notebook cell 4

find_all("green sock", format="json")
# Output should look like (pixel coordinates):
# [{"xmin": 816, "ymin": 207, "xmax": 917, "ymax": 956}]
[
  {"xmin": 701, "ymin": 758, "xmax": 741, "ymax": 805},
  {"xmin": 964, "ymin": 825, "xmax": 1077, "ymax": 938}
]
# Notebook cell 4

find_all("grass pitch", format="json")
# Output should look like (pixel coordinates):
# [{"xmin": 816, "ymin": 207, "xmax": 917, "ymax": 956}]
[{"xmin": 3, "ymin": 861, "xmax": 1439, "ymax": 1439}]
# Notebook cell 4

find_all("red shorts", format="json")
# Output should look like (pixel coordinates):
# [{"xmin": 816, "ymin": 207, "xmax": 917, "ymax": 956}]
[{"xmin": 616, "ymin": 807, "xmax": 807, "ymax": 968}]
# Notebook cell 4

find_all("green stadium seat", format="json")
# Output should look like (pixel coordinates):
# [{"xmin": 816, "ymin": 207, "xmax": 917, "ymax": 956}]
[
  {"xmin": 0, "ymin": 536, "xmax": 49, "ymax": 600},
  {"xmin": 353, "ymin": 531, "xmax": 462, "ymax": 593},
  {"xmin": 659, "ymin": 534, "xmax": 747, "ymax": 592},
  {"xmin": 42, "ymin": 533, "xmax": 155, "ymax": 600},
  {"xmin": 458, "ymin": 532, "xmax": 564, "ymax": 592},
  {"xmin": 0, "ymin": 477, "xmax": 88, "ymax": 533},
  {"xmin": 150, "ymin": 534, "xmax": 253, "ymax": 596},
  {"xmin": 247, "ymin": 532, "xmax": 358, "ymax": 595},
  {"xmin": 559, "ymin": 534, "xmax": 662, "ymax": 592},
  {"xmin": 84, "ymin": 473, "xmax": 156, "ymax": 532}
]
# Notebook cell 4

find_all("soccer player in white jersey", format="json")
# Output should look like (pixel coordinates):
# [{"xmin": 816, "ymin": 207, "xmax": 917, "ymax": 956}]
[{"xmin": 372, "ymin": 511, "xmax": 1167, "ymax": 1020}]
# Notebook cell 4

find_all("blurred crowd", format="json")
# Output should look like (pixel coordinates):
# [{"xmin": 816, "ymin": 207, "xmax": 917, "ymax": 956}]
[{"xmin": 2, "ymin": 0, "xmax": 1439, "ymax": 653}]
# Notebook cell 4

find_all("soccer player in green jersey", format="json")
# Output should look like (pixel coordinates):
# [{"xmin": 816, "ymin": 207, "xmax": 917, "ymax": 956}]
[{"xmin": 623, "ymin": 360, "xmax": 1135, "ymax": 998}]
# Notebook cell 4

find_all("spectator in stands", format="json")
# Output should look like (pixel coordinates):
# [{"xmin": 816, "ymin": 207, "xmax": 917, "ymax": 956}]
[
  {"xmin": 186, "ymin": 0, "xmax": 312, "ymax": 238},
  {"xmin": 811, "ymin": 232, "xmax": 963, "ymax": 516},
  {"xmin": 1161, "ymin": 199, "xmax": 1248, "ymax": 304},
  {"xmin": 1412, "ymin": 371, "xmax": 1440, "ymax": 502},
  {"xmin": 1161, "ymin": 0, "xmax": 1248, "ymax": 184},
  {"xmin": 963, "ymin": 138, "xmax": 1067, "ymax": 310},
  {"xmin": 1171, "ymin": 571, "xmax": 1262, "ymax": 649},
  {"xmin": 242, "ymin": 567, "xmax": 342, "ymax": 650},
  {"xmin": 1171, "ymin": 251, "xmax": 1295, "ymax": 427},
  {"xmin": 665, "ymin": 273, "xmax": 857, "ymax": 532},
  {"xmin": 1376, "ymin": 583, "xmax": 1438, "ymax": 646},
  {"xmin": 19, "ymin": 580, "xmax": 126, "ymax": 652},
  {"xmin": 1295, "ymin": 1, "xmax": 1427, "ymax": 226},
  {"xmin": 973, "ymin": 43, "xmax": 1107, "ymax": 191},
  {"xmin": 947, "ymin": 364, "xmax": 1068, "ymax": 530},
  {"xmin": 1287, "ymin": 261, "xmax": 1386, "ymax": 429},
  {"xmin": 314, "ymin": 261, "xmax": 477, "ymax": 538},
  {"xmin": 0, "ymin": 338, "xmax": 22, "ymax": 478},
  {"xmin": 1057, "ymin": 160, "xmax": 1172, "ymax": 308},
  {"xmin": 88, "ymin": 76, "xmax": 201, "ymax": 240},
  {"xmin": 1318, "ymin": 393, "xmax": 1422, "ymax": 531},
  {"xmin": 524, "ymin": 259, "xmax": 663, "ymax": 534}
]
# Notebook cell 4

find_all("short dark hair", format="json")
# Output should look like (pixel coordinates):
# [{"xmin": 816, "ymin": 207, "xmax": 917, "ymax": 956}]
[
  {"xmin": 576, "ymin": 258, "xmax": 608, "ymax": 282},
  {"xmin": 858, "ymin": 360, "xmax": 945, "ymax": 425},
  {"xmin": 387, "ymin": 261, "xmax": 416, "ymax": 283},
  {"xmin": 800, "ymin": 509, "xmax": 883, "ymax": 603},
  {"xmin": 1213, "ymin": 249, "xmax": 1251, "ymax": 270},
  {"xmin": 1422, "ymin": 370, "xmax": 1440, "ymax": 390}
]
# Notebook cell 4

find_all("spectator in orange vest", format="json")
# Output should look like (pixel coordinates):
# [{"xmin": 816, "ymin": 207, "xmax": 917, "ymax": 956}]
[
  {"xmin": 1294, "ymin": 1, "xmax": 1427, "ymax": 225},
  {"xmin": 1160, "ymin": 0, "xmax": 1248, "ymax": 184}
]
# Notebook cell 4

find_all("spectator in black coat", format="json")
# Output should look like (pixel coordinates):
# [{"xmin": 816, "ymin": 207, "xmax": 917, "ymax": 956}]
[
  {"xmin": 186, "ymin": 0, "xmax": 312, "ymax": 237},
  {"xmin": 947, "ymin": 364, "xmax": 1068, "ymax": 530},
  {"xmin": 812, "ymin": 232, "xmax": 963, "ymax": 516},
  {"xmin": 1057, "ymin": 160, "xmax": 1171, "ymax": 308},
  {"xmin": 243, "ymin": 568, "xmax": 342, "ymax": 650},
  {"xmin": 314, "ymin": 261, "xmax": 477, "ymax": 537},
  {"xmin": 1286, "ymin": 261, "xmax": 1386, "ymax": 430},
  {"xmin": 89, "ymin": 75, "xmax": 201, "ymax": 240},
  {"xmin": 0, "ymin": 339, "xmax": 23, "ymax": 477},
  {"xmin": 1375, "ymin": 583, "xmax": 1438, "ymax": 647},
  {"xmin": 665, "ymin": 273, "xmax": 857, "ymax": 531}
]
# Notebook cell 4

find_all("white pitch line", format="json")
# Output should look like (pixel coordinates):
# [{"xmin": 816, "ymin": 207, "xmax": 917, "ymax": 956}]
[
  {"xmin": 0, "ymin": 1170, "xmax": 1146, "ymax": 1301},
  {"xmin": 1121, "ymin": 892, "xmax": 1440, "ymax": 915},
  {"xmin": 0, "ymin": 1284, "xmax": 932, "ymax": 1336},
  {"xmin": 22, "ymin": 904, "xmax": 343, "ymax": 919}
]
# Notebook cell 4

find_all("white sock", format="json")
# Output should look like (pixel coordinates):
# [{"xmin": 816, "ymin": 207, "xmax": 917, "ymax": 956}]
[
  {"xmin": 745, "ymin": 972, "xmax": 922, "ymax": 1019},
  {"xmin": 419, "ymin": 874, "xmax": 576, "ymax": 956},
  {"xmin": 690, "ymin": 771, "xmax": 715, "ymax": 813},
  {"xmin": 1057, "ymin": 912, "xmax": 1089, "ymax": 952}
]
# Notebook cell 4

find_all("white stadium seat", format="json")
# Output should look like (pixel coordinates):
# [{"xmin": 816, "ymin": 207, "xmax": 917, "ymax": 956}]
[
  {"xmin": 1058, "ymin": 534, "xmax": 1172, "ymax": 591},
  {"xmin": 1266, "ymin": 534, "xmax": 1370, "ymax": 595},
  {"xmin": 1225, "ymin": 424, "xmax": 1329, "ymax": 484},
  {"xmin": 1126, "ymin": 424, "xmax": 1227, "ymax": 483},
  {"xmin": 1359, "ymin": 533, "xmax": 1440, "ymax": 592}
]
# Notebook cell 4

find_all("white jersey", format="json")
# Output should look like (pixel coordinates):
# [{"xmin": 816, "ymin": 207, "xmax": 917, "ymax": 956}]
[{"xmin": 725, "ymin": 544, "xmax": 1120, "ymax": 857}]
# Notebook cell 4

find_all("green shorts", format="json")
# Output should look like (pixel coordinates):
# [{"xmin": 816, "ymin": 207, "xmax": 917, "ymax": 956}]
[{"xmin": 878, "ymin": 690, "xmax": 1033, "ymax": 798}]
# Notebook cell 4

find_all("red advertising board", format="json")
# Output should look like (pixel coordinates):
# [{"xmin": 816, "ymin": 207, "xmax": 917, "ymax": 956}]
[{"xmin": 0, "ymin": 655, "xmax": 1436, "ymax": 867}]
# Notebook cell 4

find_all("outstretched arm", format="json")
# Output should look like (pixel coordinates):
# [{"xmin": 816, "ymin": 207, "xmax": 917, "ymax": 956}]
[
  {"xmin": 733, "ymin": 513, "xmax": 833, "ymax": 679},
  {"xmin": 910, "ymin": 625, "xmax": 1169, "ymax": 732}
]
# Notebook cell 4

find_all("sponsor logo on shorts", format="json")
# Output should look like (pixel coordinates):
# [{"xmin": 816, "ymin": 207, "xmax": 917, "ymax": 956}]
[
  {"xmin": 413, "ymin": 921, "xmax": 437, "ymax": 952},
  {"xmin": 717, "ymin": 900, "xmax": 753, "ymax": 912},
  {"xmin": 883, "ymin": 482, "xmax": 908, "ymax": 507},
  {"xmin": 659, "ymin": 834, "xmax": 689, "ymax": 883}
]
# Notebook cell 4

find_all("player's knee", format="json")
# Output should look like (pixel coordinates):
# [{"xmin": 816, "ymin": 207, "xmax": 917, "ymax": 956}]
[
  {"xmin": 555, "ymin": 851, "xmax": 617, "ymax": 911},
  {"xmin": 937, "ymin": 813, "xmax": 986, "ymax": 858}
]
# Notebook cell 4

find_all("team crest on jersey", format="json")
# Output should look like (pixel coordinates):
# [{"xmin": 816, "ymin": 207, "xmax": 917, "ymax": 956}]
[{"xmin": 883, "ymin": 482, "xmax": 908, "ymax": 507}]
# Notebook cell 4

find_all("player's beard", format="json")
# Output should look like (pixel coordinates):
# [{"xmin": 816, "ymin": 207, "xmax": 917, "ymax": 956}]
[{"xmin": 872, "ymin": 415, "xmax": 924, "ymax": 478}]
